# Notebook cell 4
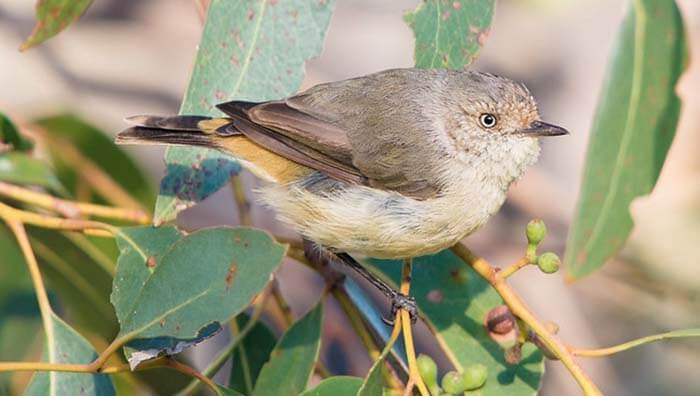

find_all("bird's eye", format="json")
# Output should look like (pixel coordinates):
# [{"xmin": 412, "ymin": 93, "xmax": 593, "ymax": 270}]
[{"xmin": 479, "ymin": 113, "xmax": 497, "ymax": 129}]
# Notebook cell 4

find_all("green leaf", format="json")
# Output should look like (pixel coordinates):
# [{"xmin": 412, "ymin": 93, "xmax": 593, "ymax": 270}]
[
  {"xmin": 357, "ymin": 339, "xmax": 393, "ymax": 396},
  {"xmin": 111, "ymin": 226, "xmax": 285, "ymax": 367},
  {"xmin": 252, "ymin": 302, "xmax": 324, "ymax": 396},
  {"xmin": 0, "ymin": 152, "xmax": 65, "ymax": 194},
  {"xmin": 36, "ymin": 114, "xmax": 155, "ymax": 209},
  {"xmin": 155, "ymin": 0, "xmax": 336, "ymax": 224},
  {"xmin": 28, "ymin": 228, "xmax": 117, "ymax": 339},
  {"xmin": 564, "ymin": 0, "xmax": 688, "ymax": 280},
  {"xmin": 228, "ymin": 315, "xmax": 277, "ymax": 394},
  {"xmin": 0, "ymin": 113, "xmax": 33, "ymax": 152},
  {"xmin": 301, "ymin": 376, "xmax": 363, "ymax": 396},
  {"xmin": 20, "ymin": 0, "xmax": 94, "ymax": 51},
  {"xmin": 406, "ymin": 0, "xmax": 495, "ymax": 69},
  {"xmin": 0, "ymin": 224, "xmax": 41, "ymax": 393},
  {"xmin": 25, "ymin": 311, "xmax": 115, "ymax": 396},
  {"xmin": 217, "ymin": 384, "xmax": 246, "ymax": 396},
  {"xmin": 368, "ymin": 251, "xmax": 544, "ymax": 396}
]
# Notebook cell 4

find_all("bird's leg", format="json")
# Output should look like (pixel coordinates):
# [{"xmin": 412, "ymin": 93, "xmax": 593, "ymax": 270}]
[
  {"xmin": 302, "ymin": 240, "xmax": 417, "ymax": 324},
  {"xmin": 335, "ymin": 253, "xmax": 417, "ymax": 325}
]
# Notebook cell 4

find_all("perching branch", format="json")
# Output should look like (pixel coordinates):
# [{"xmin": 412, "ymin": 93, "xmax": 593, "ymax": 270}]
[
  {"xmin": 399, "ymin": 258, "xmax": 430, "ymax": 396},
  {"xmin": 450, "ymin": 243, "xmax": 603, "ymax": 396}
]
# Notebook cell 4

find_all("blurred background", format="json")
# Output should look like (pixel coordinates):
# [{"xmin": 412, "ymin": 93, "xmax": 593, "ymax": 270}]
[{"xmin": 1, "ymin": 0, "xmax": 698, "ymax": 395}]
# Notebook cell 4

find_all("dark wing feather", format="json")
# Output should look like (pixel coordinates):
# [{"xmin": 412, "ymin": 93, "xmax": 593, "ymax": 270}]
[
  {"xmin": 216, "ymin": 69, "xmax": 448, "ymax": 199},
  {"xmin": 218, "ymin": 102, "xmax": 367, "ymax": 185}
]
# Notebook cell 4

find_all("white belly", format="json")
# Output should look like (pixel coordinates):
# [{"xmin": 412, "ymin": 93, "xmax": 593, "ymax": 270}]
[{"xmin": 257, "ymin": 172, "xmax": 509, "ymax": 258}]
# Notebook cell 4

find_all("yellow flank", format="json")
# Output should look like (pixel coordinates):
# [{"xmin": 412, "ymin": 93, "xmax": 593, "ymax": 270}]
[
  {"xmin": 196, "ymin": 118, "xmax": 312, "ymax": 184},
  {"xmin": 197, "ymin": 118, "xmax": 231, "ymax": 133},
  {"xmin": 215, "ymin": 135, "xmax": 312, "ymax": 184}
]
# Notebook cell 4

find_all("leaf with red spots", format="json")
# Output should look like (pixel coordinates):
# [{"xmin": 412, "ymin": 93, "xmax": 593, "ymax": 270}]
[
  {"xmin": 111, "ymin": 226, "xmax": 285, "ymax": 368},
  {"xmin": 368, "ymin": 251, "xmax": 544, "ymax": 395},
  {"xmin": 20, "ymin": 0, "xmax": 94, "ymax": 51},
  {"xmin": 406, "ymin": 0, "xmax": 495, "ymax": 69},
  {"xmin": 565, "ymin": 0, "xmax": 688, "ymax": 280},
  {"xmin": 155, "ymin": 0, "xmax": 335, "ymax": 224}
]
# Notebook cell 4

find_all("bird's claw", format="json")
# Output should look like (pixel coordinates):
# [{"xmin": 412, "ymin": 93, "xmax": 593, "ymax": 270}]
[{"xmin": 381, "ymin": 291, "xmax": 417, "ymax": 326}]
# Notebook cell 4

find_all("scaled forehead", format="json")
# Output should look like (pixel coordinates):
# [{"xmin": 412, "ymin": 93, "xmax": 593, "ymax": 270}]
[{"xmin": 464, "ymin": 72, "xmax": 539, "ymax": 121}]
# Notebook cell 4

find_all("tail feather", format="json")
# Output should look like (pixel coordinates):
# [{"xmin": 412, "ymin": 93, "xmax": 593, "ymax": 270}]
[
  {"xmin": 116, "ymin": 115, "xmax": 245, "ymax": 148},
  {"xmin": 216, "ymin": 100, "xmax": 259, "ymax": 118},
  {"xmin": 115, "ymin": 126, "xmax": 216, "ymax": 148},
  {"xmin": 125, "ymin": 115, "xmax": 212, "ymax": 131}
]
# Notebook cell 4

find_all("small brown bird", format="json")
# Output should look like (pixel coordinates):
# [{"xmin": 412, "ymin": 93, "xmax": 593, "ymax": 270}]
[{"xmin": 117, "ymin": 68, "xmax": 567, "ymax": 317}]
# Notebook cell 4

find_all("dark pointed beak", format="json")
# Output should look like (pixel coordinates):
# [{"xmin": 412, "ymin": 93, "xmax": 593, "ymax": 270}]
[{"xmin": 519, "ymin": 120, "xmax": 569, "ymax": 137}]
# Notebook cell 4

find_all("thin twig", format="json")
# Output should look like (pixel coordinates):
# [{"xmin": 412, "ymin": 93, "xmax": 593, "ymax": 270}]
[
  {"xmin": 86, "ymin": 339, "xmax": 128, "ymax": 372},
  {"xmin": 230, "ymin": 175, "xmax": 252, "ymax": 227},
  {"xmin": 0, "ymin": 201, "xmax": 117, "ymax": 236},
  {"xmin": 0, "ymin": 181, "xmax": 150, "ymax": 224},
  {"xmin": 270, "ymin": 278, "xmax": 294, "ymax": 326},
  {"xmin": 164, "ymin": 357, "xmax": 219, "ymax": 396},
  {"xmin": 179, "ymin": 287, "xmax": 272, "ymax": 395},
  {"xmin": 5, "ymin": 220, "xmax": 54, "ymax": 341},
  {"xmin": 450, "ymin": 243, "xmax": 602, "ymax": 396},
  {"xmin": 497, "ymin": 257, "xmax": 530, "ymax": 279},
  {"xmin": 284, "ymin": 250, "xmax": 402, "ymax": 389},
  {"xmin": 399, "ymin": 258, "xmax": 429, "ymax": 396},
  {"xmin": 569, "ymin": 329, "xmax": 700, "ymax": 358}
]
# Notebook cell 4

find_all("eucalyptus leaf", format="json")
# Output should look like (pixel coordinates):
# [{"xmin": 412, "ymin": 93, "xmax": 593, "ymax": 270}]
[
  {"xmin": 301, "ymin": 376, "xmax": 363, "ymax": 396},
  {"xmin": 155, "ymin": 0, "xmax": 335, "ymax": 223},
  {"xmin": 25, "ymin": 312, "xmax": 115, "ymax": 396},
  {"xmin": 36, "ymin": 114, "xmax": 155, "ymax": 209},
  {"xmin": 252, "ymin": 302, "xmax": 324, "ymax": 396},
  {"xmin": 564, "ymin": 0, "xmax": 688, "ymax": 279},
  {"xmin": 20, "ymin": 0, "xmax": 94, "ymax": 51},
  {"xmin": 357, "ymin": 340, "xmax": 392, "ymax": 396},
  {"xmin": 0, "ymin": 224, "xmax": 41, "ymax": 394},
  {"xmin": 28, "ymin": 228, "xmax": 117, "ymax": 339},
  {"xmin": 406, "ymin": 0, "xmax": 495, "ymax": 69},
  {"xmin": 111, "ymin": 226, "xmax": 285, "ymax": 367},
  {"xmin": 216, "ymin": 384, "xmax": 246, "ymax": 396},
  {"xmin": 0, "ymin": 113, "xmax": 33, "ymax": 152},
  {"xmin": 0, "ymin": 152, "xmax": 65, "ymax": 194},
  {"xmin": 368, "ymin": 251, "xmax": 544, "ymax": 395},
  {"xmin": 228, "ymin": 314, "xmax": 277, "ymax": 394}
]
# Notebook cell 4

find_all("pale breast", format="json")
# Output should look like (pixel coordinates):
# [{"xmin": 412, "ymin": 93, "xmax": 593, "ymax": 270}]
[
  {"xmin": 256, "ymin": 169, "xmax": 509, "ymax": 259},
  {"xmin": 255, "ymin": 135, "xmax": 540, "ymax": 258}
]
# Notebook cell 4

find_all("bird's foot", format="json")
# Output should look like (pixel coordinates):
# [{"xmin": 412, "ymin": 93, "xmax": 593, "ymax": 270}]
[{"xmin": 381, "ymin": 290, "xmax": 417, "ymax": 326}]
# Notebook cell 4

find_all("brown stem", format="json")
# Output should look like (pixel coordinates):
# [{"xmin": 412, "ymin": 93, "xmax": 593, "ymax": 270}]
[
  {"xmin": 270, "ymin": 278, "xmax": 294, "ymax": 326},
  {"xmin": 164, "ymin": 357, "xmax": 219, "ymax": 395},
  {"xmin": 450, "ymin": 243, "xmax": 602, "ymax": 396}
]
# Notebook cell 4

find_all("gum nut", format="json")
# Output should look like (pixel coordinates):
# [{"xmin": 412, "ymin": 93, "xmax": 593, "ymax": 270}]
[
  {"xmin": 417, "ymin": 354, "xmax": 438, "ymax": 386},
  {"xmin": 462, "ymin": 363, "xmax": 488, "ymax": 390},
  {"xmin": 526, "ymin": 219, "xmax": 546, "ymax": 245},
  {"xmin": 441, "ymin": 371, "xmax": 466, "ymax": 394},
  {"xmin": 537, "ymin": 252, "xmax": 561, "ymax": 274}
]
